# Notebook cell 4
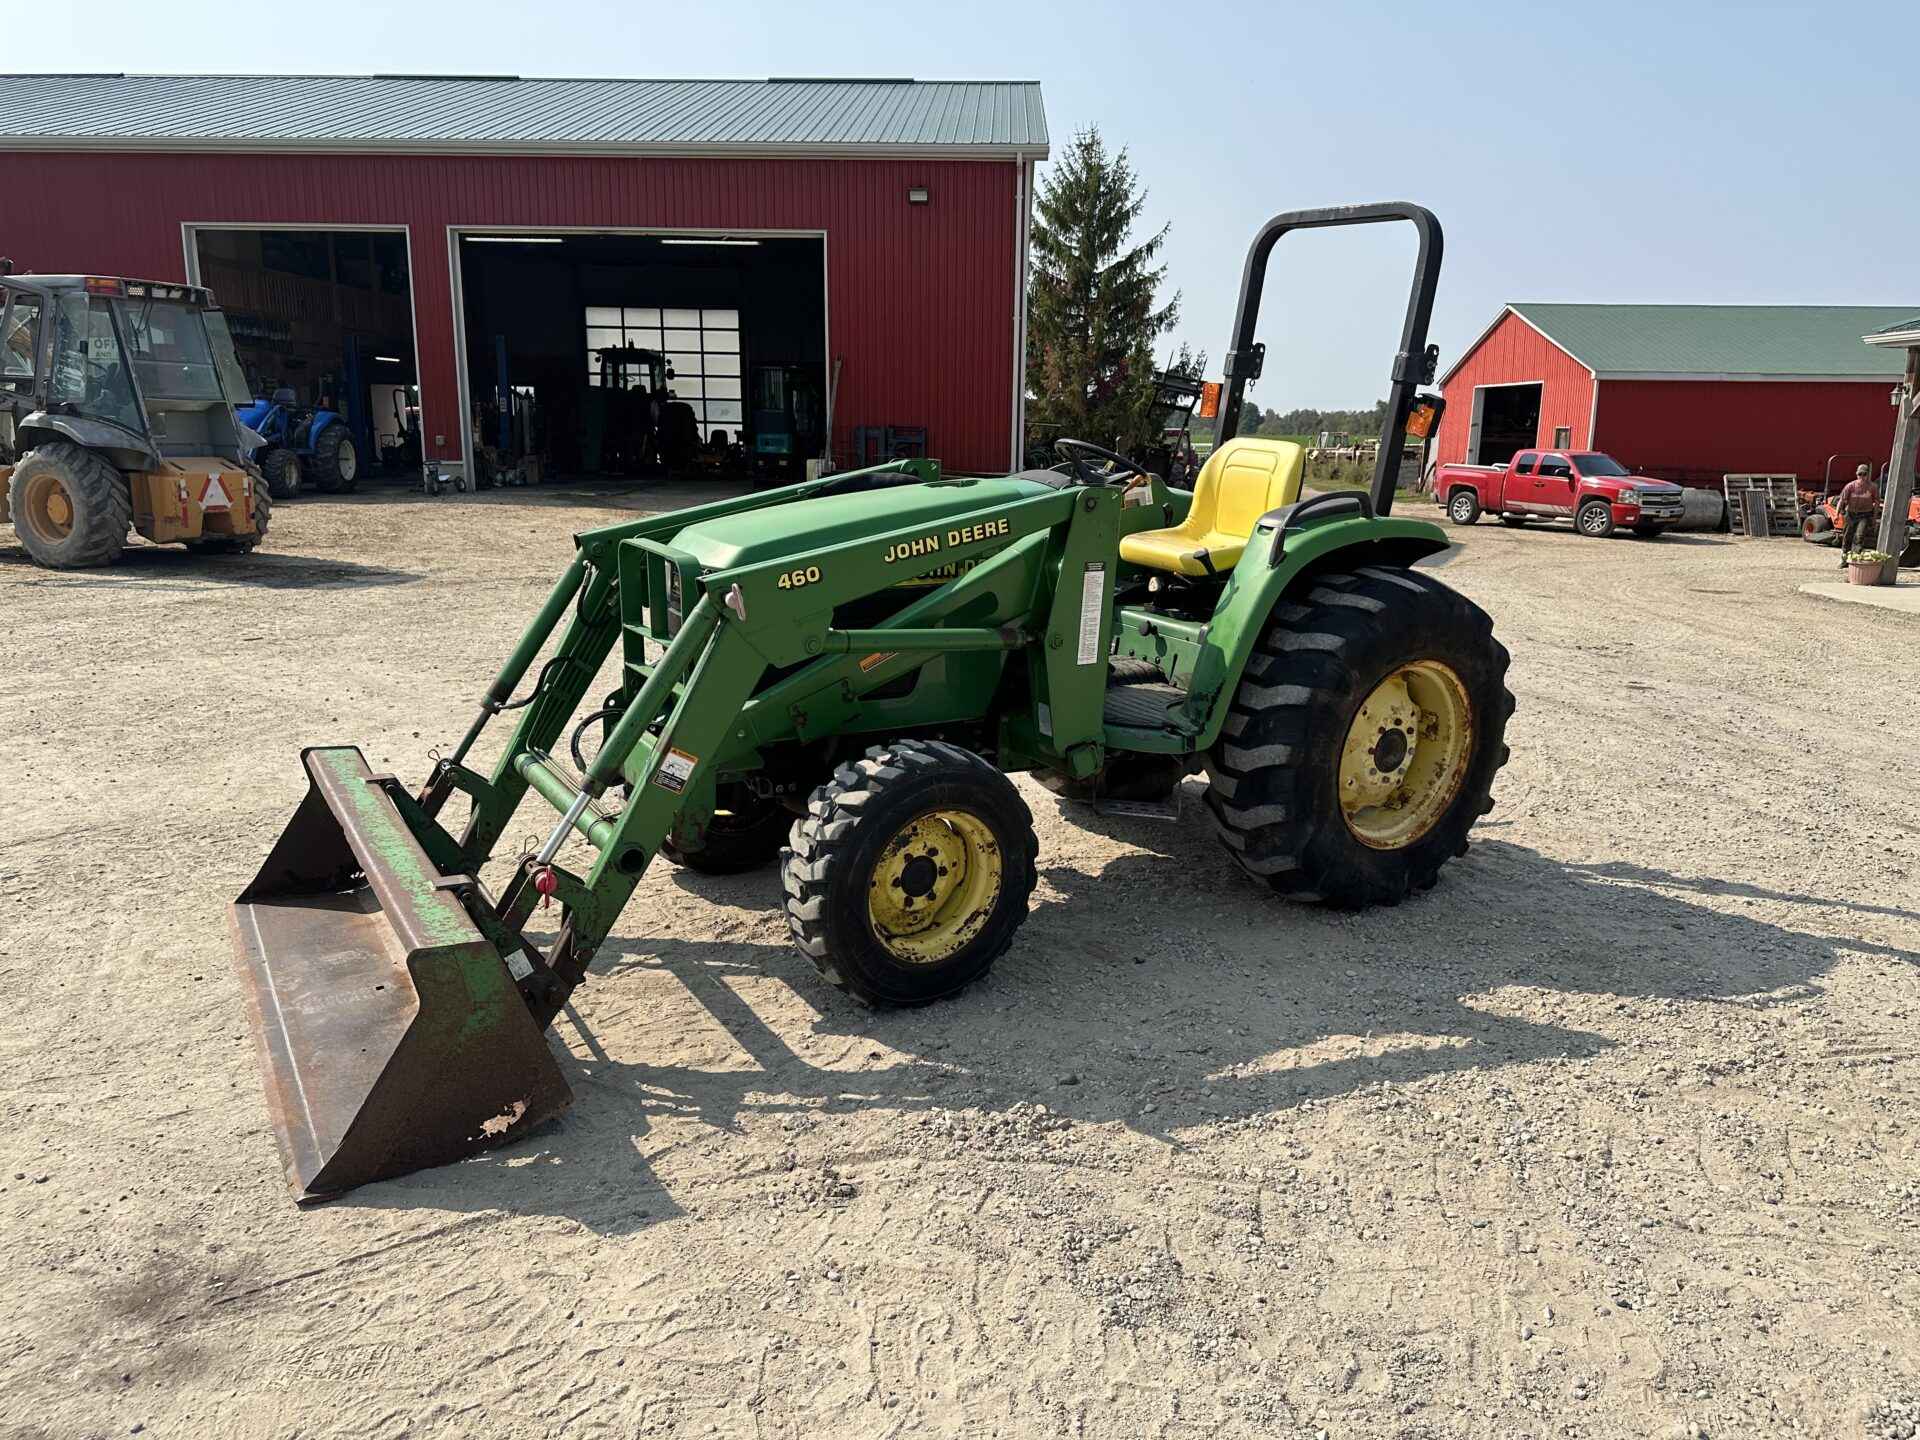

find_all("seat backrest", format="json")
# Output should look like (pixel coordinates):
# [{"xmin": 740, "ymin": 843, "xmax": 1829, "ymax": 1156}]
[{"xmin": 1186, "ymin": 437, "xmax": 1306, "ymax": 538}]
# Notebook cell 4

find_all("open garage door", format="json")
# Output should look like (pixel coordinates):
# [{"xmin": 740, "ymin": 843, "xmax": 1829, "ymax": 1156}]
[
  {"xmin": 1469, "ymin": 382, "xmax": 1543, "ymax": 467},
  {"xmin": 453, "ymin": 231, "xmax": 826, "ymax": 487},
  {"xmin": 187, "ymin": 227, "xmax": 423, "ymax": 494}
]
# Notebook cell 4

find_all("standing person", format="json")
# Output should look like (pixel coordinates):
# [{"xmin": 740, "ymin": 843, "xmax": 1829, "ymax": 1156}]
[{"xmin": 1836, "ymin": 463, "xmax": 1880, "ymax": 564}]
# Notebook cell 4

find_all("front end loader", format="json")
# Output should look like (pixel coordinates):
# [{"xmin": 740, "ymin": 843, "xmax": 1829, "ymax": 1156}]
[
  {"xmin": 230, "ymin": 202, "xmax": 1514, "ymax": 1203},
  {"xmin": 0, "ymin": 266, "xmax": 269, "ymax": 569}
]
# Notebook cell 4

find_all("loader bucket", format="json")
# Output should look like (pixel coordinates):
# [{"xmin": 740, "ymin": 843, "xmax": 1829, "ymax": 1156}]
[{"xmin": 229, "ymin": 746, "xmax": 572, "ymax": 1203}]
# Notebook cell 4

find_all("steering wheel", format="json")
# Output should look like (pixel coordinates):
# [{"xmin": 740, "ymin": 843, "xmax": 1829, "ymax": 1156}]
[{"xmin": 1054, "ymin": 437, "xmax": 1150, "ymax": 489}]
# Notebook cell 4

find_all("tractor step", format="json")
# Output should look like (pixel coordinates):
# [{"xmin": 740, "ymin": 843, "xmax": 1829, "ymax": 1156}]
[{"xmin": 1093, "ymin": 789, "xmax": 1184, "ymax": 822}]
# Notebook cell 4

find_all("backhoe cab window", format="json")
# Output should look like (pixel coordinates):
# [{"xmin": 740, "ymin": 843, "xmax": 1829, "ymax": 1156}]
[
  {"xmin": 49, "ymin": 294, "xmax": 140, "ymax": 432},
  {"xmin": 2, "ymin": 294, "xmax": 40, "ymax": 382},
  {"xmin": 200, "ymin": 310, "xmax": 256, "ymax": 407},
  {"xmin": 115, "ymin": 298, "xmax": 224, "ymax": 403}
]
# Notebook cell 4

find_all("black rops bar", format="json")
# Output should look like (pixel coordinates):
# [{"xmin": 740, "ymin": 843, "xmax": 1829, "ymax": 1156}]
[{"xmin": 1212, "ymin": 202, "xmax": 1444, "ymax": 518}]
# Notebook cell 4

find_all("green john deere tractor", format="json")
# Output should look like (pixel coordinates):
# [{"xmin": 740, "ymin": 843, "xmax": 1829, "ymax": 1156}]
[{"xmin": 231, "ymin": 203, "xmax": 1512, "ymax": 1202}]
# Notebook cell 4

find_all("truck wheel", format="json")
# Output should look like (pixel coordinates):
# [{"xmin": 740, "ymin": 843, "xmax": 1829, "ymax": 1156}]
[
  {"xmin": 261, "ymin": 447, "xmax": 302, "ymax": 499},
  {"xmin": 662, "ymin": 787, "xmax": 792, "ymax": 873},
  {"xmin": 187, "ymin": 482, "xmax": 270, "ymax": 555},
  {"xmin": 782, "ymin": 740, "xmax": 1038, "ymax": 1007},
  {"xmin": 310, "ymin": 424, "xmax": 360, "ymax": 493},
  {"xmin": 1577, "ymin": 500, "xmax": 1615, "ymax": 538},
  {"xmin": 1498, "ymin": 514, "xmax": 1528, "ymax": 527},
  {"xmin": 7, "ymin": 441, "xmax": 132, "ymax": 569},
  {"xmin": 1446, "ymin": 489, "xmax": 1481, "ymax": 525},
  {"xmin": 1205, "ymin": 567, "xmax": 1512, "ymax": 907}
]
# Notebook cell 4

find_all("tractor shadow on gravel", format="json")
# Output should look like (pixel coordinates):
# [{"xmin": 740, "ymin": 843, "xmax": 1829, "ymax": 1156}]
[
  {"xmin": 0, "ymin": 543, "xmax": 422, "ymax": 590},
  {"xmin": 349, "ymin": 800, "xmax": 1912, "ymax": 1233}
]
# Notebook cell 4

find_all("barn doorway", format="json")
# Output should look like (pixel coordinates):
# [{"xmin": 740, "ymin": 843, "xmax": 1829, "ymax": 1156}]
[
  {"xmin": 186, "ymin": 226, "xmax": 422, "ymax": 488},
  {"xmin": 1469, "ymin": 383, "xmax": 1543, "ymax": 466},
  {"xmin": 453, "ymin": 230, "xmax": 827, "ymax": 487}
]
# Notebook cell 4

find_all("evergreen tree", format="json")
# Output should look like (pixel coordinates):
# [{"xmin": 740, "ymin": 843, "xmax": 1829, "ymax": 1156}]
[{"xmin": 1026, "ymin": 129, "xmax": 1179, "ymax": 456}]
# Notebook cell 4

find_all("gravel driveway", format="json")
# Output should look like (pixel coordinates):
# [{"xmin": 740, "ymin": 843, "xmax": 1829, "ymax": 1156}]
[{"xmin": 2, "ymin": 484, "xmax": 1914, "ymax": 1439}]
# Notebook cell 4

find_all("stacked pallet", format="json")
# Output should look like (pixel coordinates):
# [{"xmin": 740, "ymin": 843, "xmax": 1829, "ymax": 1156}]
[{"xmin": 1722, "ymin": 474, "xmax": 1801, "ymax": 536}]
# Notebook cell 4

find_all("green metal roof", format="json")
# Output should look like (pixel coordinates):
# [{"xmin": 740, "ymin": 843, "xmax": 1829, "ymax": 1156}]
[
  {"xmin": 0, "ymin": 74, "xmax": 1048, "ymax": 157},
  {"xmin": 1508, "ymin": 303, "xmax": 1916, "ymax": 378}
]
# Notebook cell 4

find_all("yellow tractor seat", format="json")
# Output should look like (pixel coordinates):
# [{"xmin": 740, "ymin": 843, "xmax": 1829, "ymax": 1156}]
[{"xmin": 1118, "ymin": 438, "xmax": 1307, "ymax": 577}]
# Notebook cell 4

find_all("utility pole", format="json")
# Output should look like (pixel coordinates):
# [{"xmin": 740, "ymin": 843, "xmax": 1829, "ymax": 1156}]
[{"xmin": 1876, "ymin": 345, "xmax": 1920, "ymax": 582}]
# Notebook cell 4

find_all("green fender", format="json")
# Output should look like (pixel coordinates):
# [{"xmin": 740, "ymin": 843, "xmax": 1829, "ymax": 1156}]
[{"xmin": 1180, "ymin": 513, "xmax": 1452, "ymax": 752}]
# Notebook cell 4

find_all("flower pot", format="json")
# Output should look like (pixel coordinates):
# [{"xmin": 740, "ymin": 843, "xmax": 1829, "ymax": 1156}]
[{"xmin": 1847, "ymin": 559, "xmax": 1893, "ymax": 586}]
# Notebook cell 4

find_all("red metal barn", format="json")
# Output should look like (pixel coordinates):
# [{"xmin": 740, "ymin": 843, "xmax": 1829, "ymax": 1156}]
[
  {"xmin": 1435, "ymin": 304, "xmax": 1917, "ymax": 490},
  {"xmin": 0, "ymin": 75, "xmax": 1047, "ymax": 482}
]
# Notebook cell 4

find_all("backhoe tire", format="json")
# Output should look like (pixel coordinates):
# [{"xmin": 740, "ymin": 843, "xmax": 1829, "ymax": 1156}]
[
  {"xmin": 662, "ymin": 787, "xmax": 792, "ymax": 873},
  {"xmin": 187, "ymin": 482, "xmax": 270, "ymax": 556},
  {"xmin": 1205, "ymin": 566, "xmax": 1512, "ymax": 908},
  {"xmin": 8, "ymin": 442, "xmax": 131, "ymax": 569},
  {"xmin": 782, "ymin": 739, "xmax": 1038, "ymax": 1007},
  {"xmin": 261, "ymin": 447, "xmax": 303, "ymax": 499},
  {"xmin": 1446, "ymin": 489, "xmax": 1481, "ymax": 525},
  {"xmin": 310, "ymin": 423, "xmax": 360, "ymax": 493}
]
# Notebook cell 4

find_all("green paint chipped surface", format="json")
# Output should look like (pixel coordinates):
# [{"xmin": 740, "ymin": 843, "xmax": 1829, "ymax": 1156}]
[{"xmin": 313, "ymin": 748, "xmax": 478, "ymax": 949}]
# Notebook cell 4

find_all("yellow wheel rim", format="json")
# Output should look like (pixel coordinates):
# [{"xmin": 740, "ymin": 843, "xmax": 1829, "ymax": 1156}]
[
  {"xmin": 25, "ymin": 473, "xmax": 75, "ymax": 539},
  {"xmin": 866, "ymin": 808, "xmax": 1004, "ymax": 965},
  {"xmin": 1338, "ymin": 660, "xmax": 1474, "ymax": 850}
]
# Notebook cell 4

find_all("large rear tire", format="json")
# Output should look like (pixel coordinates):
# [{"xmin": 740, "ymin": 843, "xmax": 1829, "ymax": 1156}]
[
  {"xmin": 7, "ymin": 441, "xmax": 131, "ymax": 569},
  {"xmin": 1205, "ymin": 566, "xmax": 1512, "ymax": 907},
  {"xmin": 782, "ymin": 740, "xmax": 1038, "ymax": 1007},
  {"xmin": 310, "ymin": 423, "xmax": 360, "ymax": 493}
]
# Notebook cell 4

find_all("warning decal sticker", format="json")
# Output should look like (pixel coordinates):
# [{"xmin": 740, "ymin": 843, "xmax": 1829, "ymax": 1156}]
[
  {"xmin": 200, "ymin": 474, "xmax": 232, "ymax": 511},
  {"xmin": 653, "ymin": 746, "xmax": 698, "ymax": 794},
  {"xmin": 1076, "ymin": 562, "xmax": 1106, "ymax": 666}
]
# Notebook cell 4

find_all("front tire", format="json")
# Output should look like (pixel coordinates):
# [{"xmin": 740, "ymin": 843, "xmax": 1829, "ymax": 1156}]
[
  {"xmin": 310, "ymin": 424, "xmax": 360, "ymax": 493},
  {"xmin": 782, "ymin": 740, "xmax": 1038, "ymax": 1007},
  {"xmin": 1447, "ymin": 489, "xmax": 1481, "ymax": 525},
  {"xmin": 1577, "ymin": 500, "xmax": 1616, "ymax": 538},
  {"xmin": 1205, "ymin": 567, "xmax": 1512, "ymax": 907},
  {"xmin": 8, "ymin": 442, "xmax": 131, "ymax": 569},
  {"xmin": 261, "ymin": 447, "xmax": 302, "ymax": 499}
]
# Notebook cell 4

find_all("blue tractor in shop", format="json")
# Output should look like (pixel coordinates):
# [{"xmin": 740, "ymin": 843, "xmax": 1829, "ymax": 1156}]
[{"xmin": 237, "ymin": 390, "xmax": 362, "ymax": 498}]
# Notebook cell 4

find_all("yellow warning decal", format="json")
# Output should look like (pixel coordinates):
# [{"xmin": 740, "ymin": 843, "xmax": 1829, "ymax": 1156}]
[{"xmin": 653, "ymin": 746, "xmax": 698, "ymax": 794}]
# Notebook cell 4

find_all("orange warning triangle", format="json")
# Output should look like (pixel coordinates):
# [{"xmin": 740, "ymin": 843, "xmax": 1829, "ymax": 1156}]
[{"xmin": 200, "ymin": 474, "xmax": 232, "ymax": 510}]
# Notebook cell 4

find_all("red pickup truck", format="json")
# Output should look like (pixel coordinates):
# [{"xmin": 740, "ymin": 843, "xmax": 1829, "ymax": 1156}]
[{"xmin": 1437, "ymin": 449, "xmax": 1686, "ymax": 538}]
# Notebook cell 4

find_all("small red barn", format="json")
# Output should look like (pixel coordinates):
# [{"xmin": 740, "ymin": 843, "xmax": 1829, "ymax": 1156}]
[{"xmin": 1435, "ymin": 304, "xmax": 1917, "ymax": 488}]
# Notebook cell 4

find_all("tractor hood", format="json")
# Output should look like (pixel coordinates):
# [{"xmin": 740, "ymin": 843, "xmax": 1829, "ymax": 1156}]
[{"xmin": 671, "ymin": 476, "xmax": 1056, "ymax": 573}]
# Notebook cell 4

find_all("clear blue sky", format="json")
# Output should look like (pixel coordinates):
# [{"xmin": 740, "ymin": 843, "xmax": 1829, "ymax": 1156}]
[{"xmin": 23, "ymin": 0, "xmax": 1916, "ymax": 409}]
